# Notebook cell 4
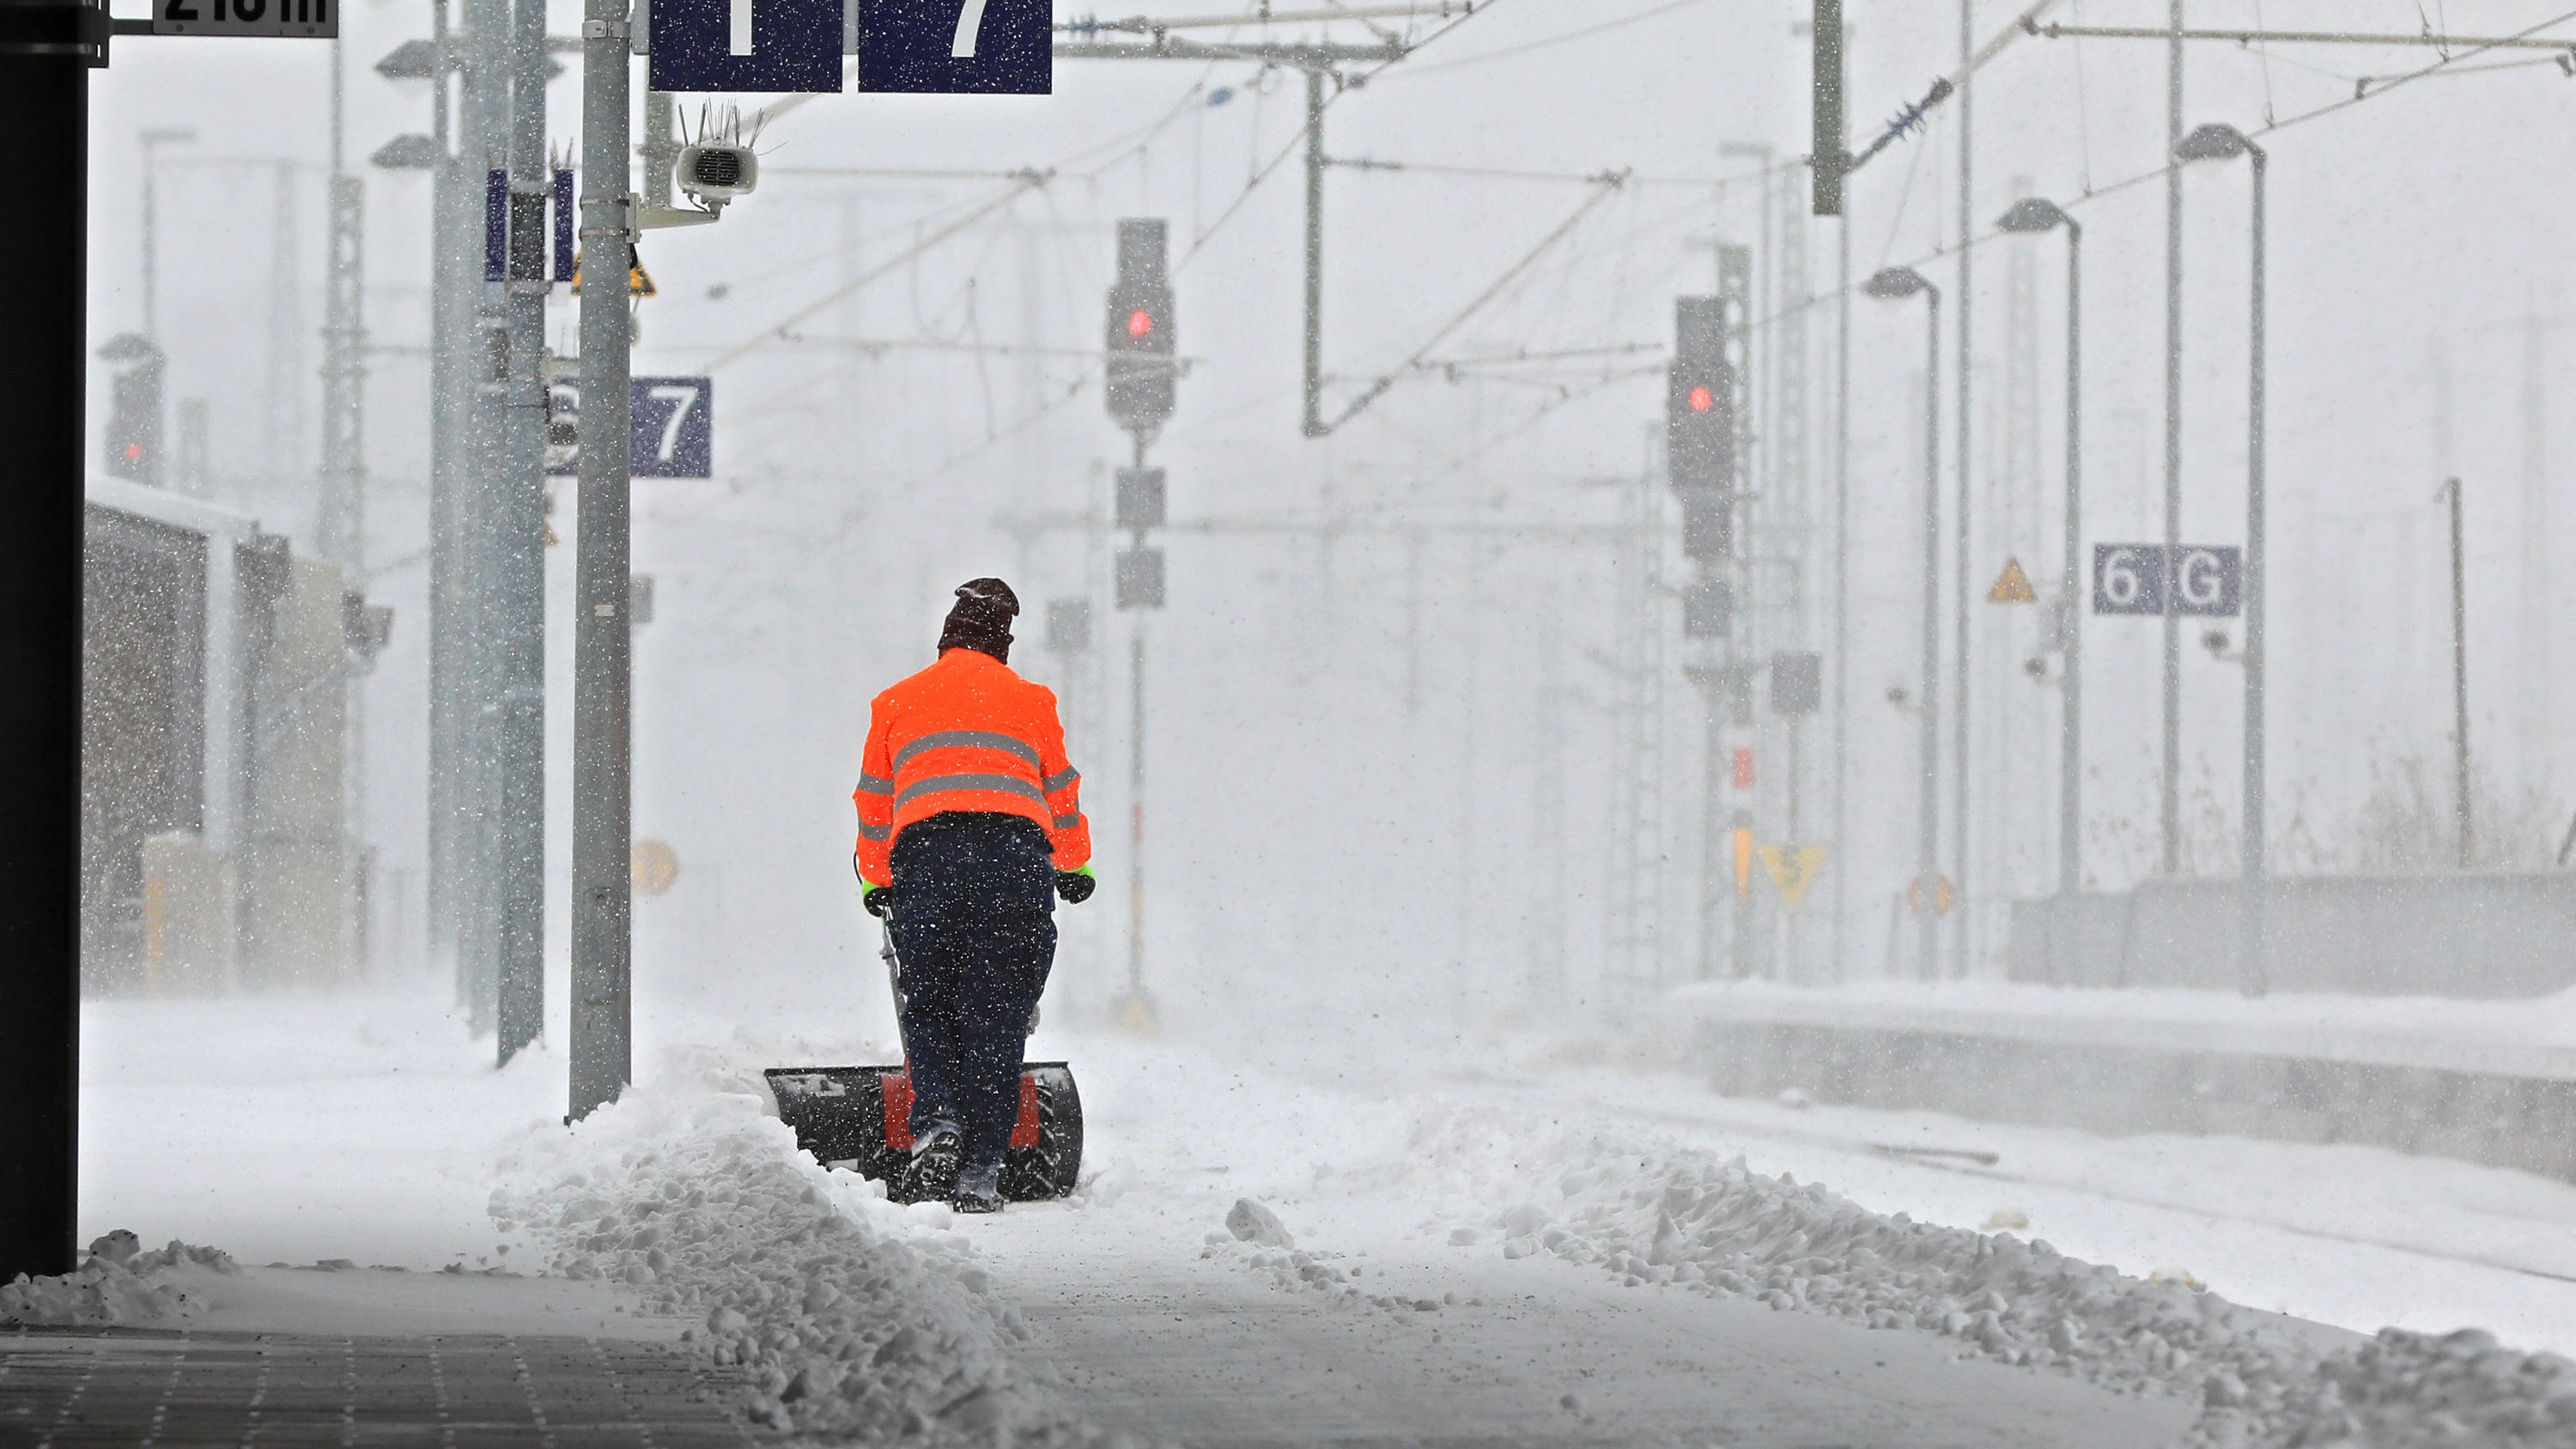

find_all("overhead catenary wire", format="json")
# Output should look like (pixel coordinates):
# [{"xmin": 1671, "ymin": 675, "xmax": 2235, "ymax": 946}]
[
  {"xmin": 1166, "ymin": 0, "xmax": 1507, "ymax": 265},
  {"xmin": 2031, "ymin": 21, "xmax": 2576, "ymax": 52},
  {"xmin": 1059, "ymin": 4, "xmax": 1479, "ymax": 35},
  {"xmin": 1328, "ymin": 155, "xmax": 1797, "ymax": 189},
  {"xmin": 1844, "ymin": 0, "xmax": 2066, "ymax": 179},
  {"xmin": 1802, "ymin": 3, "xmax": 2576, "ymax": 328},
  {"xmin": 703, "ymin": 173, "xmax": 1052, "ymax": 372},
  {"xmin": 1370, "ymin": 0, "xmax": 1717, "ymax": 80},
  {"xmin": 1317, "ymin": 170, "xmax": 1629, "ymax": 433}
]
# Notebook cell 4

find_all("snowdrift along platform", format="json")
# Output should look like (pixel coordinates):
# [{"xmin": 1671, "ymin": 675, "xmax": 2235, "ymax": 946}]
[{"xmin": 764, "ymin": 1064, "xmax": 1083, "ymax": 1202}]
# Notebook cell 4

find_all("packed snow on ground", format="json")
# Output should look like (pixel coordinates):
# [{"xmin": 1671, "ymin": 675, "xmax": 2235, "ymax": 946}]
[
  {"xmin": 71, "ymin": 985, "xmax": 2576, "ymax": 1446},
  {"xmin": 1354, "ymin": 1097, "xmax": 2576, "ymax": 1447}
]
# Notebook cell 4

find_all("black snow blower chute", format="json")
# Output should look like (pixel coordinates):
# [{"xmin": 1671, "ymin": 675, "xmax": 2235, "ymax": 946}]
[{"xmin": 767, "ymin": 923, "xmax": 1083, "ymax": 1202}]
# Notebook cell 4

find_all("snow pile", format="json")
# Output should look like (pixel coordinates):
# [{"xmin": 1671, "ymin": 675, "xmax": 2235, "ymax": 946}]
[
  {"xmin": 2217, "ymin": 1328, "xmax": 2576, "ymax": 1449},
  {"xmin": 489, "ymin": 1085, "xmax": 1129, "ymax": 1445},
  {"xmin": 1, "ymin": 1232, "xmax": 239, "ymax": 1327},
  {"xmin": 1387, "ymin": 1103, "xmax": 2566, "ymax": 1447}
]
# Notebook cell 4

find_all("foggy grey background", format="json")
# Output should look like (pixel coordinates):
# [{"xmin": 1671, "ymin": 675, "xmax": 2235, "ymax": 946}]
[{"xmin": 84, "ymin": 0, "xmax": 2576, "ymax": 1046}]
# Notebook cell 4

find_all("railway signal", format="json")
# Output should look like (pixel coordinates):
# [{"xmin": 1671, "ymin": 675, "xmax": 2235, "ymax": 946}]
[
  {"xmin": 1668, "ymin": 295, "xmax": 1736, "ymax": 500},
  {"xmin": 1105, "ymin": 220, "xmax": 1176, "ymax": 437}
]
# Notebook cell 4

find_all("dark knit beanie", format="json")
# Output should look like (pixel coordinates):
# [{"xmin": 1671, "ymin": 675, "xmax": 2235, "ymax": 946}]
[{"xmin": 937, "ymin": 577, "xmax": 1019, "ymax": 662}]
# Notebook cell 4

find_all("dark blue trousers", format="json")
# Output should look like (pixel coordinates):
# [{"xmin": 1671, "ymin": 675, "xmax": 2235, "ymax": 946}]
[{"xmin": 888, "ymin": 813, "xmax": 1056, "ymax": 1173}]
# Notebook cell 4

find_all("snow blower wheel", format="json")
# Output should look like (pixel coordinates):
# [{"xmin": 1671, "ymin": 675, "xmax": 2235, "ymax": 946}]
[{"xmin": 766, "ymin": 1064, "xmax": 1084, "ymax": 1203}]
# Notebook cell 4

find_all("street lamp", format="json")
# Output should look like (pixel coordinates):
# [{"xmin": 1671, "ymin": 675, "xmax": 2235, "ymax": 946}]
[
  {"xmin": 1996, "ymin": 196, "xmax": 2083, "ymax": 981},
  {"xmin": 137, "ymin": 128, "xmax": 196, "ymax": 339},
  {"xmin": 1862, "ymin": 264, "xmax": 1942, "ymax": 984},
  {"xmin": 2175, "ymin": 120, "xmax": 2267, "ymax": 998}
]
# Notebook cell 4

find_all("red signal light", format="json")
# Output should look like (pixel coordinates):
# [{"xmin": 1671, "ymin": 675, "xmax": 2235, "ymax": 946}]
[
  {"xmin": 1127, "ymin": 309, "xmax": 1154, "ymax": 337},
  {"xmin": 1688, "ymin": 385, "xmax": 1714, "ymax": 412},
  {"xmin": 123, "ymin": 443, "xmax": 143, "ymax": 461}
]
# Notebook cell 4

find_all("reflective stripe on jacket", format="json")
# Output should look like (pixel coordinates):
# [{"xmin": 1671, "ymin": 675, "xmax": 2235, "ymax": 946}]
[{"xmin": 853, "ymin": 647, "xmax": 1091, "ymax": 885}]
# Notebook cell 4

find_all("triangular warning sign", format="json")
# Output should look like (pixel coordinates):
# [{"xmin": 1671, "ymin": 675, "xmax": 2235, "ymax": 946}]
[
  {"xmin": 569, "ymin": 248, "xmax": 656, "ymax": 297},
  {"xmin": 1988, "ymin": 555, "xmax": 2037, "ymax": 603},
  {"xmin": 1759, "ymin": 845, "xmax": 1830, "ymax": 910}
]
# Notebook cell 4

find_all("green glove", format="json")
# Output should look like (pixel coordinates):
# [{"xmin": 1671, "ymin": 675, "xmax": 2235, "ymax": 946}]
[{"xmin": 1054, "ymin": 865, "xmax": 1097, "ymax": 904}]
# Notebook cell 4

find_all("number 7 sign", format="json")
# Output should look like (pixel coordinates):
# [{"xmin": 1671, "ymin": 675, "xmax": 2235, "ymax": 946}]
[
  {"xmin": 858, "ymin": 0, "xmax": 1048, "ymax": 94},
  {"xmin": 544, "ymin": 376, "xmax": 713, "ymax": 478}
]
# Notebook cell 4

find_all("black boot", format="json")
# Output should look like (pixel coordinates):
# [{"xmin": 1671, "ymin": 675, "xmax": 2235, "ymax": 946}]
[
  {"xmin": 890, "ymin": 1128, "xmax": 962, "ymax": 1205},
  {"xmin": 951, "ymin": 1161, "xmax": 1005, "ymax": 1215}
]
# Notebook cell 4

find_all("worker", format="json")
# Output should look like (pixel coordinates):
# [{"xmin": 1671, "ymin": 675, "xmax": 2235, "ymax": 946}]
[{"xmin": 853, "ymin": 579, "xmax": 1094, "ymax": 1213}]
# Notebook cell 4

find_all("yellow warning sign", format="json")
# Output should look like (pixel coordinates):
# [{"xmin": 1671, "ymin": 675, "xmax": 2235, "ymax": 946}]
[
  {"xmin": 570, "ymin": 249, "xmax": 656, "ymax": 297},
  {"xmin": 1907, "ymin": 874, "xmax": 1959, "ymax": 917},
  {"xmin": 631, "ymin": 839, "xmax": 680, "ymax": 897},
  {"xmin": 1988, "ymin": 556, "xmax": 2037, "ymax": 603},
  {"xmin": 1758, "ymin": 845, "xmax": 1830, "ymax": 910}
]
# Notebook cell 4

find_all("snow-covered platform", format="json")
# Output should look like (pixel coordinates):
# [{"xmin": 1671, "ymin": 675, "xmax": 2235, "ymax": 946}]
[
  {"xmin": 1669, "ymin": 980, "xmax": 2576, "ymax": 1179},
  {"xmin": 60, "ymin": 985, "xmax": 2576, "ymax": 1446}
]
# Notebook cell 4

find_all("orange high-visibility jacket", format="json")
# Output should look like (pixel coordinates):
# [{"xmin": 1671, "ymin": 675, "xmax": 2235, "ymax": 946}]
[{"xmin": 853, "ymin": 647, "xmax": 1091, "ymax": 886}]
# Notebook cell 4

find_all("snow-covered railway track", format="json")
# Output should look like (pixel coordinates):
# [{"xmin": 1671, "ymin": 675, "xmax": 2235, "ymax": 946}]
[{"xmin": 1549, "ymin": 1088, "xmax": 2576, "ymax": 1290}]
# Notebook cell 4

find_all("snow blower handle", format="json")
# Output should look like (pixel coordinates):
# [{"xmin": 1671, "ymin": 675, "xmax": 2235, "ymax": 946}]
[{"xmin": 880, "ymin": 918, "xmax": 905, "ymax": 1006}]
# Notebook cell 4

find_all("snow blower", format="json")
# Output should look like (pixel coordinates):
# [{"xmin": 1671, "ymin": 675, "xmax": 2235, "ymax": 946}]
[{"xmin": 767, "ymin": 922, "xmax": 1083, "ymax": 1202}]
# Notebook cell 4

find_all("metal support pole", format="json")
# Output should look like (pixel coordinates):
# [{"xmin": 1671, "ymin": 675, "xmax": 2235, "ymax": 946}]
[
  {"xmin": 2238, "ymin": 142, "xmax": 2267, "ymax": 997},
  {"xmin": 2057, "ymin": 221, "xmax": 2084, "ymax": 907},
  {"xmin": 1698, "ymin": 683, "xmax": 1723, "ymax": 981},
  {"xmin": 2444, "ymin": 476, "xmax": 2470, "ymax": 870},
  {"xmin": 460, "ymin": 0, "xmax": 511, "ymax": 1037},
  {"xmin": 1832, "ymin": 218, "xmax": 1850, "ymax": 980},
  {"xmin": 1953, "ymin": 0, "xmax": 1973, "ymax": 979},
  {"xmin": 319, "ymin": 58, "xmax": 368, "ymax": 573},
  {"xmin": 569, "ymin": 0, "xmax": 636, "ymax": 1121},
  {"xmin": 1127, "ymin": 621, "xmax": 1147, "ymax": 1004},
  {"xmin": 142, "ymin": 148, "xmax": 155, "ymax": 337},
  {"xmin": 1917, "ymin": 287, "xmax": 1943, "ymax": 980},
  {"xmin": 2160, "ymin": 0, "xmax": 2184, "ymax": 876},
  {"xmin": 428, "ymin": 0, "xmax": 471, "ymax": 989},
  {"xmin": 493, "ymin": 0, "xmax": 550, "ymax": 1062},
  {"xmin": 0, "ymin": 1, "xmax": 88, "ymax": 1281},
  {"xmin": 641, "ymin": 88, "xmax": 673, "ymax": 207},
  {"xmin": 1811, "ymin": 0, "xmax": 1844, "ymax": 216},
  {"xmin": 1300, "ymin": 66, "xmax": 1326, "ymax": 439},
  {"xmin": 322, "ymin": 39, "xmax": 371, "ymax": 973},
  {"xmin": 140, "ymin": 131, "xmax": 174, "ymax": 339}
]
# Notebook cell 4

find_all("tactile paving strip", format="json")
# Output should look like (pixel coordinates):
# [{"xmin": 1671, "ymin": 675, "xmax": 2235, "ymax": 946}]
[{"xmin": 0, "ymin": 1328, "xmax": 754, "ymax": 1448}]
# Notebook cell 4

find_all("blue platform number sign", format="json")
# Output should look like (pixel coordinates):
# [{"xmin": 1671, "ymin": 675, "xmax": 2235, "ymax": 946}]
[
  {"xmin": 650, "ymin": 0, "xmax": 842, "ymax": 93},
  {"xmin": 859, "ymin": 0, "xmax": 1050, "ymax": 94},
  {"xmin": 545, "ymin": 377, "xmax": 714, "ymax": 479},
  {"xmin": 2093, "ymin": 543, "xmax": 2241, "ymax": 617}
]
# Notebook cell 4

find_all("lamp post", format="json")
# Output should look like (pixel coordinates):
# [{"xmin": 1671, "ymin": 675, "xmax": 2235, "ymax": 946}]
[
  {"xmin": 1996, "ymin": 197, "xmax": 2083, "ymax": 979},
  {"xmin": 568, "ymin": 0, "xmax": 636, "ymax": 1121},
  {"xmin": 2175, "ymin": 120, "xmax": 2267, "ymax": 997},
  {"xmin": 1863, "ymin": 265, "xmax": 1941, "ymax": 982}
]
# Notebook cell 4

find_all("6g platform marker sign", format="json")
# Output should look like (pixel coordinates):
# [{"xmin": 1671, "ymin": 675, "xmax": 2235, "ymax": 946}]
[{"xmin": 2093, "ymin": 543, "xmax": 2241, "ymax": 617}]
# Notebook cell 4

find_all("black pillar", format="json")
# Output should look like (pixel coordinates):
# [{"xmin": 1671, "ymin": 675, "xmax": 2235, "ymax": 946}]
[{"xmin": 0, "ymin": 0, "xmax": 97, "ymax": 1281}]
